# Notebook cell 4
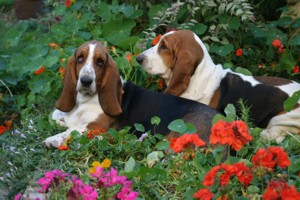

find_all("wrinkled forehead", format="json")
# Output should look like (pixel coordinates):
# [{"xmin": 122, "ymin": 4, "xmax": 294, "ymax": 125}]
[{"xmin": 76, "ymin": 41, "xmax": 106, "ymax": 56}]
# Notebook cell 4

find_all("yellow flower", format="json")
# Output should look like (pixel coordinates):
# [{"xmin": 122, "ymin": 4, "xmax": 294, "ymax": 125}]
[
  {"xmin": 101, "ymin": 158, "xmax": 111, "ymax": 168},
  {"xmin": 88, "ymin": 159, "xmax": 111, "ymax": 175}
]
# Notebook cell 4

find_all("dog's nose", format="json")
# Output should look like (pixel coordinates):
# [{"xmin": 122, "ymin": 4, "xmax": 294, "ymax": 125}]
[
  {"xmin": 80, "ymin": 76, "xmax": 93, "ymax": 87},
  {"xmin": 136, "ymin": 54, "xmax": 144, "ymax": 64}
]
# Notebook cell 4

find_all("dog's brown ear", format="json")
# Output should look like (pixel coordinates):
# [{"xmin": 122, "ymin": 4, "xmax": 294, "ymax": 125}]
[
  {"xmin": 56, "ymin": 55, "xmax": 78, "ymax": 112},
  {"xmin": 164, "ymin": 50, "xmax": 197, "ymax": 96},
  {"xmin": 96, "ymin": 54, "xmax": 122, "ymax": 117},
  {"xmin": 164, "ymin": 30, "xmax": 204, "ymax": 96}
]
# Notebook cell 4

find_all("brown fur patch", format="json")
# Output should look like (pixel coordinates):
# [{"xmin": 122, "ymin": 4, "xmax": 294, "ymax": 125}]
[
  {"xmin": 87, "ymin": 114, "xmax": 117, "ymax": 131},
  {"xmin": 209, "ymin": 87, "xmax": 221, "ymax": 109},
  {"xmin": 254, "ymin": 76, "xmax": 293, "ymax": 86}
]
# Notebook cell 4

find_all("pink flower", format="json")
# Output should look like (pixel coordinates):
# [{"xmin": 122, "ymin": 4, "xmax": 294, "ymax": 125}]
[
  {"xmin": 37, "ymin": 170, "xmax": 69, "ymax": 193},
  {"xmin": 79, "ymin": 185, "xmax": 98, "ymax": 200},
  {"xmin": 14, "ymin": 193, "xmax": 22, "ymax": 200}
]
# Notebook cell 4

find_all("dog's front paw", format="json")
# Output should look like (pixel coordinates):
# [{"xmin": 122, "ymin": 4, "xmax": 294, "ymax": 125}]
[
  {"xmin": 43, "ymin": 131, "xmax": 70, "ymax": 148},
  {"xmin": 52, "ymin": 109, "xmax": 66, "ymax": 126}
]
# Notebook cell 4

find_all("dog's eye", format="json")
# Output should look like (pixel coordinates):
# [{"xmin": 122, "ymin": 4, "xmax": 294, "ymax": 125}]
[
  {"xmin": 160, "ymin": 43, "xmax": 168, "ymax": 51},
  {"xmin": 96, "ymin": 58, "xmax": 104, "ymax": 67},
  {"xmin": 77, "ymin": 55, "xmax": 84, "ymax": 63}
]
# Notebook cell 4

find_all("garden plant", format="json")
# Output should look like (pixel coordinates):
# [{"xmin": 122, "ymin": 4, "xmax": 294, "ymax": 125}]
[{"xmin": 0, "ymin": 0, "xmax": 300, "ymax": 199}]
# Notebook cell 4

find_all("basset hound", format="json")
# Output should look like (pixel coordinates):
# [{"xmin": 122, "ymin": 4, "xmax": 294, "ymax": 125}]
[
  {"xmin": 43, "ymin": 41, "xmax": 219, "ymax": 148},
  {"xmin": 136, "ymin": 30, "xmax": 300, "ymax": 143}
]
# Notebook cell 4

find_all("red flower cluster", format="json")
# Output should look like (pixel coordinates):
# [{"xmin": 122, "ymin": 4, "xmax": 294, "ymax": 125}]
[
  {"xmin": 87, "ymin": 127, "xmax": 106, "ymax": 139},
  {"xmin": 203, "ymin": 162, "xmax": 253, "ymax": 187},
  {"xmin": 170, "ymin": 133, "xmax": 206, "ymax": 153},
  {"xmin": 152, "ymin": 34, "xmax": 162, "ymax": 46},
  {"xmin": 0, "ymin": 120, "xmax": 12, "ymax": 135},
  {"xmin": 65, "ymin": 0, "xmax": 75, "ymax": 8},
  {"xmin": 272, "ymin": 39, "xmax": 284, "ymax": 54},
  {"xmin": 262, "ymin": 179, "xmax": 300, "ymax": 199},
  {"xmin": 292, "ymin": 65, "xmax": 299, "ymax": 74},
  {"xmin": 210, "ymin": 120, "xmax": 252, "ymax": 151},
  {"xmin": 252, "ymin": 146, "xmax": 291, "ymax": 172},
  {"xmin": 58, "ymin": 144, "xmax": 69, "ymax": 151},
  {"xmin": 34, "ymin": 66, "xmax": 45, "ymax": 75},
  {"xmin": 193, "ymin": 188, "xmax": 213, "ymax": 200},
  {"xmin": 235, "ymin": 48, "xmax": 243, "ymax": 57}
]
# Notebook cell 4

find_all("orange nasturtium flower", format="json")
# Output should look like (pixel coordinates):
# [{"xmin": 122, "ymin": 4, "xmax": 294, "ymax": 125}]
[
  {"xmin": 48, "ymin": 43, "xmax": 59, "ymax": 50},
  {"xmin": 59, "ymin": 67, "xmax": 65, "ymax": 79},
  {"xmin": 65, "ymin": 0, "xmax": 75, "ymax": 8},
  {"xmin": 152, "ymin": 34, "xmax": 162, "ymax": 46},
  {"xmin": 58, "ymin": 144, "xmax": 69, "ymax": 151},
  {"xmin": 87, "ymin": 127, "xmax": 106, "ymax": 139},
  {"xmin": 34, "ymin": 66, "xmax": 45, "ymax": 75},
  {"xmin": 170, "ymin": 133, "xmax": 206, "ymax": 153},
  {"xmin": 210, "ymin": 120, "xmax": 252, "ymax": 151},
  {"xmin": 126, "ymin": 54, "xmax": 133, "ymax": 62}
]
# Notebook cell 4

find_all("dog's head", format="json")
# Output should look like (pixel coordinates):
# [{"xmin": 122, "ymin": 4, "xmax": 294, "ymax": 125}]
[
  {"xmin": 56, "ymin": 41, "xmax": 122, "ymax": 117},
  {"xmin": 136, "ymin": 30, "xmax": 205, "ymax": 96}
]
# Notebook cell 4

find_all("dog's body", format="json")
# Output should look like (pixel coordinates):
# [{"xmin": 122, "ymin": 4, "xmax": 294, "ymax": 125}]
[
  {"xmin": 44, "ymin": 41, "xmax": 218, "ymax": 148},
  {"xmin": 136, "ymin": 30, "xmax": 300, "ymax": 142}
]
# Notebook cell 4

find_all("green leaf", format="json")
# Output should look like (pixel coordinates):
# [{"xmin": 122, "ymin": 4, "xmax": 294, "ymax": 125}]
[
  {"xmin": 155, "ymin": 141, "xmax": 169, "ymax": 150},
  {"xmin": 147, "ymin": 151, "xmax": 164, "ymax": 167},
  {"xmin": 118, "ymin": 36, "xmax": 139, "ymax": 50},
  {"xmin": 289, "ymin": 35, "xmax": 300, "ymax": 46},
  {"xmin": 168, "ymin": 119, "xmax": 187, "ymax": 134},
  {"xmin": 277, "ymin": 17, "xmax": 293, "ymax": 28},
  {"xmin": 224, "ymin": 104, "xmax": 236, "ymax": 120},
  {"xmin": 247, "ymin": 185, "xmax": 260, "ymax": 194},
  {"xmin": 249, "ymin": 24, "xmax": 266, "ymax": 38},
  {"xmin": 151, "ymin": 116, "xmax": 161, "ymax": 126},
  {"xmin": 279, "ymin": 52, "xmax": 296, "ymax": 71},
  {"xmin": 124, "ymin": 157, "xmax": 136, "ymax": 172},
  {"xmin": 284, "ymin": 90, "xmax": 300, "ymax": 112},
  {"xmin": 210, "ymin": 44, "xmax": 234, "ymax": 57},
  {"xmin": 134, "ymin": 123, "xmax": 145, "ymax": 132},
  {"xmin": 95, "ymin": 2, "xmax": 113, "ymax": 21},
  {"xmin": 139, "ymin": 166, "xmax": 157, "ymax": 182},
  {"xmin": 234, "ymin": 67, "xmax": 252, "ymax": 76},
  {"xmin": 120, "ymin": 5, "xmax": 135, "ymax": 17},
  {"xmin": 212, "ymin": 145, "xmax": 225, "ymax": 164},
  {"xmin": 185, "ymin": 123, "xmax": 197, "ymax": 133},
  {"xmin": 190, "ymin": 23, "xmax": 207, "ymax": 35},
  {"xmin": 71, "ymin": 130, "xmax": 81, "ymax": 139},
  {"xmin": 102, "ymin": 18, "xmax": 136, "ymax": 46}
]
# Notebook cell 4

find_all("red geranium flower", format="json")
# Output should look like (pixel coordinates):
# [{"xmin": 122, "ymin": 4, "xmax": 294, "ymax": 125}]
[
  {"xmin": 152, "ymin": 34, "xmax": 162, "ymax": 46},
  {"xmin": 233, "ymin": 162, "xmax": 253, "ymax": 186},
  {"xmin": 34, "ymin": 66, "xmax": 45, "ymax": 75},
  {"xmin": 203, "ymin": 166, "xmax": 221, "ymax": 186},
  {"xmin": 268, "ymin": 147, "xmax": 291, "ymax": 168},
  {"xmin": 292, "ymin": 65, "xmax": 299, "ymax": 74},
  {"xmin": 252, "ymin": 146, "xmax": 290, "ymax": 174},
  {"xmin": 193, "ymin": 188, "xmax": 213, "ymax": 200},
  {"xmin": 272, "ymin": 39, "xmax": 282, "ymax": 48},
  {"xmin": 262, "ymin": 179, "xmax": 300, "ymax": 200},
  {"xmin": 235, "ymin": 48, "xmax": 243, "ymax": 57},
  {"xmin": 65, "ymin": 0, "xmax": 75, "ymax": 8},
  {"xmin": 210, "ymin": 120, "xmax": 252, "ymax": 151},
  {"xmin": 158, "ymin": 78, "xmax": 165, "ymax": 90},
  {"xmin": 170, "ymin": 133, "xmax": 206, "ymax": 153},
  {"xmin": 0, "ymin": 125, "xmax": 6, "ymax": 135}
]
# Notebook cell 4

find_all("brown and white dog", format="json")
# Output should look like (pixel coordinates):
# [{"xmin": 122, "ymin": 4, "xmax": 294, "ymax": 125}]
[
  {"xmin": 43, "ymin": 41, "xmax": 219, "ymax": 148},
  {"xmin": 136, "ymin": 30, "xmax": 300, "ymax": 143}
]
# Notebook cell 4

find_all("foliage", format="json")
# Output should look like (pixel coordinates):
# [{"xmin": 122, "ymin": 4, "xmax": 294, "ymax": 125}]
[{"xmin": 0, "ymin": 0, "xmax": 300, "ymax": 199}]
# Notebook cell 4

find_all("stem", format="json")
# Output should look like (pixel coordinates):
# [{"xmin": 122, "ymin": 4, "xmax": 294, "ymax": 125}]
[{"xmin": 0, "ymin": 80, "xmax": 13, "ymax": 97}]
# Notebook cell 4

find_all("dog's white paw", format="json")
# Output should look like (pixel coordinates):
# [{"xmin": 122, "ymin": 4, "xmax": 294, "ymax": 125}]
[
  {"xmin": 260, "ymin": 129, "xmax": 286, "ymax": 143},
  {"xmin": 43, "ymin": 131, "xmax": 70, "ymax": 148},
  {"xmin": 52, "ymin": 109, "xmax": 66, "ymax": 126}
]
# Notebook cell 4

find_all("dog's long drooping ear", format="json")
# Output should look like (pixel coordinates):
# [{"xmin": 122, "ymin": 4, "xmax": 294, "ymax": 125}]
[
  {"xmin": 164, "ymin": 31, "xmax": 203, "ymax": 96},
  {"xmin": 56, "ymin": 54, "xmax": 78, "ymax": 112},
  {"xmin": 96, "ymin": 53, "xmax": 122, "ymax": 117},
  {"xmin": 164, "ymin": 50, "xmax": 199, "ymax": 96}
]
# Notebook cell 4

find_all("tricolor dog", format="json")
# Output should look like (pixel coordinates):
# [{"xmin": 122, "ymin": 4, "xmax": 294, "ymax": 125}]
[
  {"xmin": 136, "ymin": 30, "xmax": 300, "ymax": 143},
  {"xmin": 43, "ymin": 41, "xmax": 219, "ymax": 148}
]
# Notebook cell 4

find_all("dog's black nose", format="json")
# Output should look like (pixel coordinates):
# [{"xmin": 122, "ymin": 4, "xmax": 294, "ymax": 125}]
[
  {"xmin": 80, "ymin": 76, "xmax": 93, "ymax": 87},
  {"xmin": 136, "ymin": 54, "xmax": 144, "ymax": 64}
]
